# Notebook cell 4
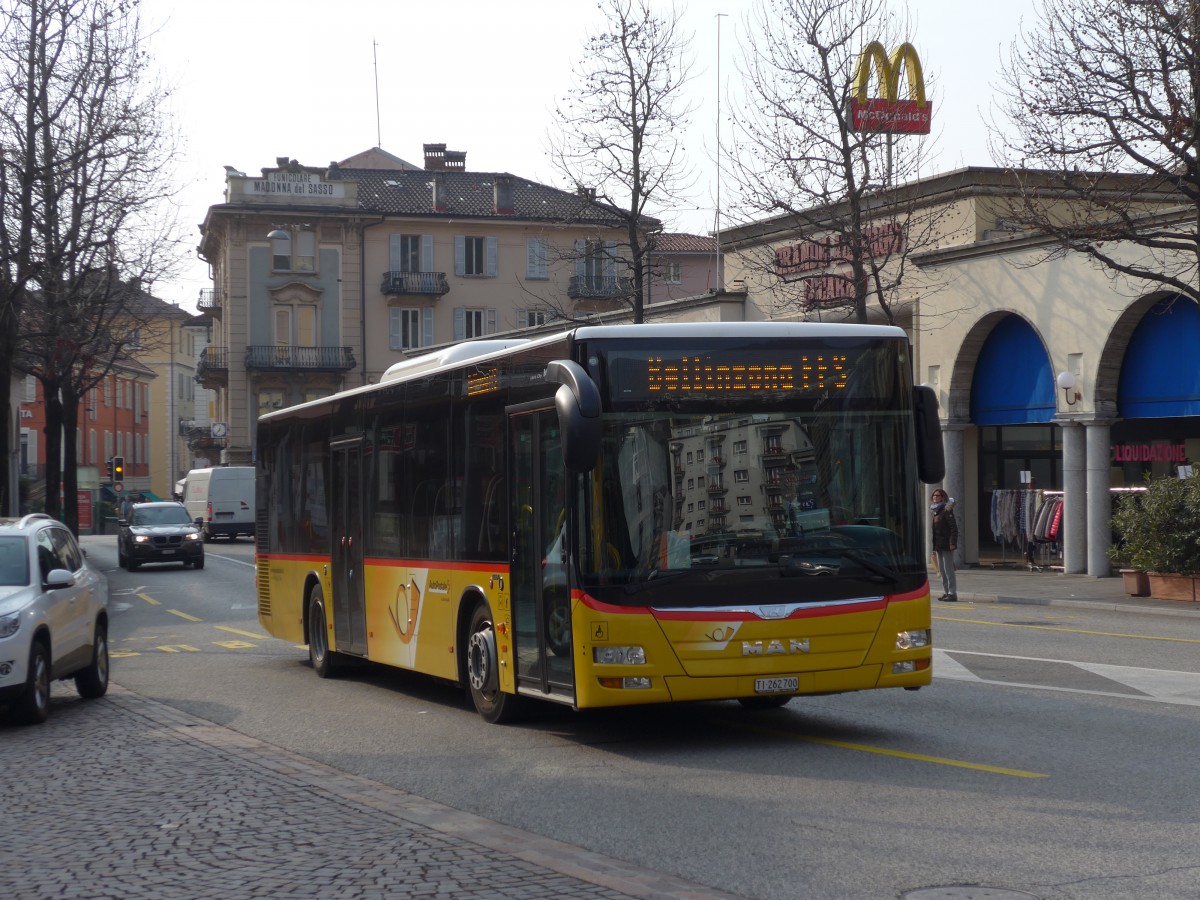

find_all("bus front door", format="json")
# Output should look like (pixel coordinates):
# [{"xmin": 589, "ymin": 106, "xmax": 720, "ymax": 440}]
[
  {"xmin": 508, "ymin": 404, "xmax": 574, "ymax": 699},
  {"xmin": 330, "ymin": 437, "xmax": 368, "ymax": 656}
]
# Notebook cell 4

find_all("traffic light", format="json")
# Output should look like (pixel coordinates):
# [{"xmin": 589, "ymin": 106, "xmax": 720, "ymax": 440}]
[
  {"xmin": 112, "ymin": 456, "xmax": 125, "ymax": 481},
  {"xmin": 106, "ymin": 459, "xmax": 113, "ymax": 480}
]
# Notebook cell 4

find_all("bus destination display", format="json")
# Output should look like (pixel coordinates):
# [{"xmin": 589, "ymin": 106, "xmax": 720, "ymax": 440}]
[{"xmin": 609, "ymin": 349, "xmax": 863, "ymax": 401}]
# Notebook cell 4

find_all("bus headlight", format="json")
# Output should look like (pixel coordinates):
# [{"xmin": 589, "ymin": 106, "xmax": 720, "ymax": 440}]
[
  {"xmin": 896, "ymin": 629, "xmax": 930, "ymax": 650},
  {"xmin": 593, "ymin": 645, "xmax": 646, "ymax": 665}
]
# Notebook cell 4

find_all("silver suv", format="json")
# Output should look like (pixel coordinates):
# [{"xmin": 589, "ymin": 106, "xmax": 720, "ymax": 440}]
[{"xmin": 0, "ymin": 514, "xmax": 109, "ymax": 725}]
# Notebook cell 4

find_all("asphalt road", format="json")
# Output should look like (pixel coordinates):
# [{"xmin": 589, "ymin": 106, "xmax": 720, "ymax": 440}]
[{"xmin": 87, "ymin": 535, "xmax": 1200, "ymax": 899}]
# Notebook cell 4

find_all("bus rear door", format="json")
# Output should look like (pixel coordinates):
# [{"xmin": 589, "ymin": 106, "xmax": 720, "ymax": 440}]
[{"xmin": 330, "ymin": 436, "xmax": 368, "ymax": 656}]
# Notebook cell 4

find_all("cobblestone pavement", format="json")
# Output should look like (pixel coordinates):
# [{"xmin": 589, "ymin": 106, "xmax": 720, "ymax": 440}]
[{"xmin": 4, "ymin": 684, "xmax": 742, "ymax": 900}]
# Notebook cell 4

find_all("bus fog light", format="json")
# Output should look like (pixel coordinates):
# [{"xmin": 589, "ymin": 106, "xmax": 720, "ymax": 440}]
[
  {"xmin": 623, "ymin": 676, "xmax": 651, "ymax": 689},
  {"xmin": 892, "ymin": 660, "xmax": 916, "ymax": 674},
  {"xmin": 593, "ymin": 645, "xmax": 646, "ymax": 665},
  {"xmin": 896, "ymin": 629, "xmax": 930, "ymax": 650}
]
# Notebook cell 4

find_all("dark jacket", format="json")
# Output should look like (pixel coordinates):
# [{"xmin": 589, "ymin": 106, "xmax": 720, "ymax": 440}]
[{"xmin": 931, "ymin": 502, "xmax": 958, "ymax": 551}]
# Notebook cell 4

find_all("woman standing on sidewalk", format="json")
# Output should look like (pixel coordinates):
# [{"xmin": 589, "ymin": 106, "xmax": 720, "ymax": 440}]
[{"xmin": 931, "ymin": 489, "xmax": 958, "ymax": 602}]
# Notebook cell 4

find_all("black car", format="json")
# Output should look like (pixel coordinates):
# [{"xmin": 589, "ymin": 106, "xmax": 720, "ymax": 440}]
[{"xmin": 117, "ymin": 502, "xmax": 205, "ymax": 570}]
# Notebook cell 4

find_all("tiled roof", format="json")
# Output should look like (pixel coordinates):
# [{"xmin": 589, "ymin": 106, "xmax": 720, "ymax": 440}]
[
  {"xmin": 346, "ymin": 168, "xmax": 640, "ymax": 227},
  {"xmin": 654, "ymin": 233, "xmax": 719, "ymax": 253}
]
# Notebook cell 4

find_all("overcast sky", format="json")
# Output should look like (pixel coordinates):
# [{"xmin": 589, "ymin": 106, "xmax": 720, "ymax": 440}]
[{"xmin": 142, "ymin": 0, "xmax": 1039, "ymax": 310}]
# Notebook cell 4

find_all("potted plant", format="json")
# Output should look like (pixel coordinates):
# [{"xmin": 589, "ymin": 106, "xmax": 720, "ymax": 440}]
[{"xmin": 1108, "ymin": 475, "xmax": 1200, "ymax": 601}]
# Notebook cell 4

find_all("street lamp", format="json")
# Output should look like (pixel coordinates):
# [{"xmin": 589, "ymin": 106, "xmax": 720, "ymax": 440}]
[{"xmin": 1057, "ymin": 370, "xmax": 1081, "ymax": 406}]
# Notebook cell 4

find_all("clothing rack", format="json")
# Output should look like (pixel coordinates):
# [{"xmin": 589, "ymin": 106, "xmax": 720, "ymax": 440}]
[{"xmin": 988, "ymin": 489, "xmax": 1045, "ymax": 569}]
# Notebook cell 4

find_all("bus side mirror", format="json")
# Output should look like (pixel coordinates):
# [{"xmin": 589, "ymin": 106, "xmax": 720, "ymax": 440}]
[
  {"xmin": 913, "ymin": 385, "xmax": 945, "ymax": 484},
  {"xmin": 545, "ymin": 359, "xmax": 601, "ymax": 473}
]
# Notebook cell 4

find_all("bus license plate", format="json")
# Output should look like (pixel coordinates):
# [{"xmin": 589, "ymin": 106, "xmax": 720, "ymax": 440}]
[{"xmin": 755, "ymin": 676, "xmax": 798, "ymax": 694}]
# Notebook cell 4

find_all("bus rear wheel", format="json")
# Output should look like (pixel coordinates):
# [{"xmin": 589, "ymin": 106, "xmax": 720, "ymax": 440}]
[
  {"xmin": 465, "ymin": 603, "xmax": 524, "ymax": 724},
  {"xmin": 308, "ymin": 584, "xmax": 338, "ymax": 678}
]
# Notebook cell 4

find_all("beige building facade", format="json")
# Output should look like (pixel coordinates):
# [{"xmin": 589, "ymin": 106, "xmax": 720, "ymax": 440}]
[{"xmin": 722, "ymin": 167, "xmax": 1200, "ymax": 577}]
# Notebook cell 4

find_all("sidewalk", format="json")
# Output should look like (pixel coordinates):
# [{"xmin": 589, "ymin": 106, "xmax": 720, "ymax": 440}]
[
  {"xmin": 5, "ymin": 683, "xmax": 741, "ymax": 900},
  {"xmin": 940, "ymin": 565, "xmax": 1200, "ymax": 617}
]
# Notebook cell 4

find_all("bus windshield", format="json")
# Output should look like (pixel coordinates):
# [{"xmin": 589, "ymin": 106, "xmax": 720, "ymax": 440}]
[{"xmin": 574, "ymin": 369, "xmax": 925, "ymax": 606}]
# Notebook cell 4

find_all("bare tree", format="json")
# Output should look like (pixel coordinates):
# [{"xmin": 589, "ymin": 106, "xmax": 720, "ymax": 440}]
[
  {"xmin": 548, "ymin": 0, "xmax": 694, "ymax": 323},
  {"xmin": 727, "ymin": 0, "xmax": 943, "ymax": 325},
  {"xmin": 991, "ymin": 0, "xmax": 1200, "ymax": 299},
  {"xmin": 0, "ymin": 0, "xmax": 184, "ymax": 530}
]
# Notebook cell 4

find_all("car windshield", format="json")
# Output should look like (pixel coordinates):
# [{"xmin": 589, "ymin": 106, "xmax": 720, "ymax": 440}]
[
  {"xmin": 0, "ymin": 536, "xmax": 30, "ymax": 586},
  {"xmin": 132, "ymin": 507, "xmax": 192, "ymax": 527}
]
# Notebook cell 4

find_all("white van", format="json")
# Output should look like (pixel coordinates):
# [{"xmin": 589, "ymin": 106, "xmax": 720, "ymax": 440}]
[{"xmin": 182, "ymin": 466, "xmax": 256, "ymax": 541}]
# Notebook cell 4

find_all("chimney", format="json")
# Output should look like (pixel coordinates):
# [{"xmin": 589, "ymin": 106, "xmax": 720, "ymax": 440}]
[
  {"xmin": 432, "ymin": 174, "xmax": 447, "ymax": 212},
  {"xmin": 423, "ymin": 143, "xmax": 467, "ymax": 171},
  {"xmin": 423, "ymin": 143, "xmax": 446, "ymax": 170},
  {"xmin": 494, "ymin": 175, "xmax": 513, "ymax": 214}
]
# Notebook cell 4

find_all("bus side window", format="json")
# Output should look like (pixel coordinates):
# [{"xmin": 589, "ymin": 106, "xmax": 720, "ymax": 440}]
[{"xmin": 476, "ymin": 475, "xmax": 506, "ymax": 558}]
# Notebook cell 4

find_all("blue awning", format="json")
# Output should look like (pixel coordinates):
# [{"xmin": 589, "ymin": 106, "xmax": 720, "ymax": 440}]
[
  {"xmin": 1119, "ymin": 296, "xmax": 1200, "ymax": 418},
  {"xmin": 970, "ymin": 315, "xmax": 1055, "ymax": 425}
]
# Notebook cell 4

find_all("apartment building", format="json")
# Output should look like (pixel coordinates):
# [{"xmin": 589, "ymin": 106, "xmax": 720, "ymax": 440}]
[{"xmin": 196, "ymin": 144, "xmax": 680, "ymax": 464}]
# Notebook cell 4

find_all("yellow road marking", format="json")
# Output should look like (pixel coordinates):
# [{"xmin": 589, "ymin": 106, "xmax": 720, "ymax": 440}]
[
  {"xmin": 157, "ymin": 645, "xmax": 201, "ymax": 653},
  {"xmin": 215, "ymin": 625, "xmax": 265, "ymax": 639},
  {"xmin": 110, "ymin": 650, "xmax": 140, "ymax": 658},
  {"xmin": 934, "ymin": 615, "xmax": 1200, "ymax": 644},
  {"xmin": 167, "ymin": 609, "xmax": 202, "ymax": 622},
  {"xmin": 801, "ymin": 736, "xmax": 1047, "ymax": 778},
  {"xmin": 734, "ymin": 722, "xmax": 1047, "ymax": 778},
  {"xmin": 214, "ymin": 640, "xmax": 258, "ymax": 650},
  {"xmin": 137, "ymin": 593, "xmax": 161, "ymax": 606}
]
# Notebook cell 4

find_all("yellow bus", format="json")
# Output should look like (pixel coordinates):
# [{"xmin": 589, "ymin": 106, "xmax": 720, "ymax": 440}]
[{"xmin": 255, "ymin": 323, "xmax": 944, "ymax": 722}]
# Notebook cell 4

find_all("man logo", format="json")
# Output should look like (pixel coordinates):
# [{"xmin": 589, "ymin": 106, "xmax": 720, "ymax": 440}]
[{"xmin": 849, "ymin": 41, "xmax": 932, "ymax": 135}]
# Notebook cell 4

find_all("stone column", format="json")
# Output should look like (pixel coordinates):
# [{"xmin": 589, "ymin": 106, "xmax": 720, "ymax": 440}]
[
  {"xmin": 1086, "ymin": 420, "xmax": 1113, "ymax": 577},
  {"xmin": 1061, "ymin": 421, "xmax": 1087, "ymax": 574},
  {"xmin": 942, "ymin": 424, "xmax": 966, "ymax": 567}
]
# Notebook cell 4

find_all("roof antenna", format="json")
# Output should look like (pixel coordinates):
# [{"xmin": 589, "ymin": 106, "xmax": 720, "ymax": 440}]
[{"xmin": 373, "ymin": 40, "xmax": 382, "ymax": 148}]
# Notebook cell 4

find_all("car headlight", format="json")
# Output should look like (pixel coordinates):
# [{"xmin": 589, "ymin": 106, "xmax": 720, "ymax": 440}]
[
  {"xmin": 0, "ymin": 612, "xmax": 20, "ymax": 639},
  {"xmin": 185, "ymin": 532, "xmax": 202, "ymax": 542},
  {"xmin": 133, "ymin": 535, "xmax": 150, "ymax": 544},
  {"xmin": 593, "ymin": 645, "xmax": 646, "ymax": 665}
]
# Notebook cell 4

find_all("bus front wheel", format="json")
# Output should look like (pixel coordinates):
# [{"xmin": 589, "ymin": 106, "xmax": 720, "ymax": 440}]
[
  {"xmin": 308, "ymin": 584, "xmax": 338, "ymax": 678},
  {"xmin": 465, "ymin": 603, "xmax": 524, "ymax": 724}
]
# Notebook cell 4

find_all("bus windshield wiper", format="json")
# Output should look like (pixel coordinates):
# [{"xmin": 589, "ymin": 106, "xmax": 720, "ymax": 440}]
[
  {"xmin": 833, "ymin": 550, "xmax": 900, "ymax": 583},
  {"xmin": 778, "ymin": 550, "xmax": 900, "ymax": 583}
]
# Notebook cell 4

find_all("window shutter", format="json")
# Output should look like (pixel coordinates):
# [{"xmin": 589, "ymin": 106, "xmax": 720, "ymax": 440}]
[
  {"xmin": 575, "ymin": 239, "xmax": 587, "ymax": 277},
  {"xmin": 485, "ymin": 237, "xmax": 498, "ymax": 277},
  {"xmin": 486, "ymin": 308, "xmax": 497, "ymax": 334},
  {"xmin": 454, "ymin": 236, "xmax": 465, "ymax": 276},
  {"xmin": 527, "ymin": 239, "xmax": 548, "ymax": 279},
  {"xmin": 24, "ymin": 374, "xmax": 36, "ymax": 401},
  {"xmin": 421, "ymin": 234, "xmax": 433, "ymax": 272},
  {"xmin": 422, "ymin": 308, "xmax": 434, "ymax": 347},
  {"xmin": 454, "ymin": 307, "xmax": 465, "ymax": 341},
  {"xmin": 389, "ymin": 308, "xmax": 401, "ymax": 349},
  {"xmin": 604, "ymin": 240, "xmax": 618, "ymax": 277},
  {"xmin": 389, "ymin": 234, "xmax": 402, "ymax": 271}
]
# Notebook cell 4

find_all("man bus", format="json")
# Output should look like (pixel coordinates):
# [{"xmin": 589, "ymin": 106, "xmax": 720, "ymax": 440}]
[{"xmin": 255, "ymin": 322, "xmax": 944, "ymax": 723}]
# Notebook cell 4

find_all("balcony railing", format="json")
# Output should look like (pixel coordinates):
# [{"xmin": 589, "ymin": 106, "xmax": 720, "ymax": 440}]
[
  {"xmin": 198, "ymin": 289, "xmax": 222, "ymax": 315},
  {"xmin": 567, "ymin": 275, "xmax": 634, "ymax": 299},
  {"xmin": 380, "ymin": 271, "xmax": 450, "ymax": 297},
  {"xmin": 245, "ymin": 345, "xmax": 356, "ymax": 372}
]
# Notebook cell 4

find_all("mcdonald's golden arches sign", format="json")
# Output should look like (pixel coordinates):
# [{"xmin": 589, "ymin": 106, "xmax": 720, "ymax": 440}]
[{"xmin": 850, "ymin": 41, "xmax": 931, "ymax": 135}]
